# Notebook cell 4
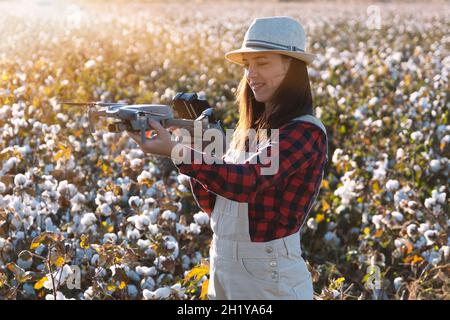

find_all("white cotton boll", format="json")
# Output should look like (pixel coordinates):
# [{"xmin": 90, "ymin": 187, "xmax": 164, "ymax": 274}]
[
  {"xmin": 14, "ymin": 174, "xmax": 28, "ymax": 187},
  {"xmin": 1, "ymin": 157, "xmax": 18, "ymax": 174},
  {"xmin": 84, "ymin": 59, "xmax": 96, "ymax": 69},
  {"xmin": 161, "ymin": 210, "xmax": 176, "ymax": 221},
  {"xmin": 393, "ymin": 277, "xmax": 404, "ymax": 291},
  {"xmin": 394, "ymin": 238, "xmax": 407, "ymax": 249},
  {"xmin": 171, "ymin": 283, "xmax": 186, "ymax": 299},
  {"xmin": 406, "ymin": 224, "xmax": 419, "ymax": 237},
  {"xmin": 396, "ymin": 148, "xmax": 405, "ymax": 160},
  {"xmin": 424, "ymin": 230, "xmax": 438, "ymax": 245},
  {"xmin": 432, "ymin": 190, "xmax": 446, "ymax": 204},
  {"xmin": 410, "ymin": 131, "xmax": 423, "ymax": 141},
  {"xmin": 418, "ymin": 223, "xmax": 430, "ymax": 234},
  {"xmin": 137, "ymin": 239, "xmax": 151, "ymax": 250},
  {"xmin": 193, "ymin": 211, "xmax": 209, "ymax": 225},
  {"xmin": 307, "ymin": 217, "xmax": 318, "ymax": 231},
  {"xmin": 46, "ymin": 291, "xmax": 73, "ymax": 300},
  {"xmin": 103, "ymin": 233, "xmax": 117, "ymax": 244},
  {"xmin": 100, "ymin": 203, "xmax": 112, "ymax": 216},
  {"xmin": 44, "ymin": 265, "xmax": 73, "ymax": 290},
  {"xmin": 385, "ymin": 179, "xmax": 400, "ymax": 192},
  {"xmin": 103, "ymin": 191, "xmax": 117, "ymax": 205},
  {"xmin": 148, "ymin": 223, "xmax": 159, "ymax": 235},
  {"xmin": 177, "ymin": 184, "xmax": 189, "ymax": 193},
  {"xmin": 176, "ymin": 223, "xmax": 186, "ymax": 234},
  {"xmin": 130, "ymin": 158, "xmax": 143, "ymax": 170},
  {"xmin": 424, "ymin": 197, "xmax": 435, "ymax": 209},
  {"xmin": 189, "ymin": 223, "xmax": 201, "ymax": 235},
  {"xmin": 372, "ymin": 214, "xmax": 383, "ymax": 229},
  {"xmin": 137, "ymin": 170, "xmax": 153, "ymax": 184},
  {"xmin": 331, "ymin": 290, "xmax": 340, "ymax": 298},
  {"xmin": 80, "ymin": 212, "xmax": 97, "ymax": 227},
  {"xmin": 332, "ymin": 148, "xmax": 343, "ymax": 164},
  {"xmin": 143, "ymin": 287, "xmax": 172, "ymax": 300},
  {"xmin": 163, "ymin": 235, "xmax": 179, "ymax": 259},
  {"xmin": 141, "ymin": 277, "xmax": 156, "ymax": 291},
  {"xmin": 429, "ymin": 159, "xmax": 441, "ymax": 173},
  {"xmin": 128, "ymin": 196, "xmax": 143, "ymax": 208},
  {"xmin": 127, "ymin": 228, "xmax": 141, "ymax": 241},
  {"xmin": 127, "ymin": 270, "xmax": 141, "ymax": 282},
  {"xmin": 391, "ymin": 211, "xmax": 404, "ymax": 222},
  {"xmin": 128, "ymin": 148, "xmax": 144, "ymax": 160},
  {"xmin": 102, "ymin": 132, "xmax": 116, "ymax": 145},
  {"xmin": 136, "ymin": 266, "xmax": 157, "ymax": 277},
  {"xmin": 84, "ymin": 287, "xmax": 94, "ymax": 300},
  {"xmin": 0, "ymin": 182, "xmax": 5, "ymax": 194},
  {"xmin": 127, "ymin": 285, "xmax": 138, "ymax": 298}
]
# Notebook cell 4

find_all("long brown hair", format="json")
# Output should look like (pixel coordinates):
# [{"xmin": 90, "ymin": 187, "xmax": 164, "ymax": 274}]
[{"xmin": 229, "ymin": 56, "xmax": 314, "ymax": 152}]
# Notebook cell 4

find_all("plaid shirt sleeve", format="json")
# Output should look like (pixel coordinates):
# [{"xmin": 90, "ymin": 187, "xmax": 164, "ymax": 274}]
[
  {"xmin": 172, "ymin": 121, "xmax": 326, "ymax": 203},
  {"xmin": 189, "ymin": 178, "xmax": 216, "ymax": 215}
]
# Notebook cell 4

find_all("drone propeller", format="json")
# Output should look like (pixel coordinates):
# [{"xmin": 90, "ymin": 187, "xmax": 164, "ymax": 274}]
[{"xmin": 61, "ymin": 101, "xmax": 128, "ymax": 107}]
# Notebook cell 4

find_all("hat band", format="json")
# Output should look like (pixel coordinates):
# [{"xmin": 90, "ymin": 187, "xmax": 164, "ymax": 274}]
[{"xmin": 244, "ymin": 39, "xmax": 305, "ymax": 52}]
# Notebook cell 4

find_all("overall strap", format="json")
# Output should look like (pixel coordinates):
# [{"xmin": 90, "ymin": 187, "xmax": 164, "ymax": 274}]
[{"xmin": 291, "ymin": 114, "xmax": 329, "ymax": 232}]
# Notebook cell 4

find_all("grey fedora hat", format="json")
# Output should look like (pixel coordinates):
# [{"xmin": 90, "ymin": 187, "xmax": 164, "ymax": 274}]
[{"xmin": 225, "ymin": 16, "xmax": 316, "ymax": 66}]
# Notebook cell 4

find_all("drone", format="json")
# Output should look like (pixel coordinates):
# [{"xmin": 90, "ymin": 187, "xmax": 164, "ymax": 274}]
[{"xmin": 62, "ymin": 92, "xmax": 224, "ymax": 144}]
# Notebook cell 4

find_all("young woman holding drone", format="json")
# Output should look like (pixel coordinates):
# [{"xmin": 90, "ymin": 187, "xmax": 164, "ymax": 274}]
[{"xmin": 128, "ymin": 16, "xmax": 328, "ymax": 300}]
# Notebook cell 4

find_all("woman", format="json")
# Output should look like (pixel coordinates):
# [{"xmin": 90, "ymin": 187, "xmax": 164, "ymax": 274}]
[{"xmin": 128, "ymin": 16, "xmax": 328, "ymax": 300}]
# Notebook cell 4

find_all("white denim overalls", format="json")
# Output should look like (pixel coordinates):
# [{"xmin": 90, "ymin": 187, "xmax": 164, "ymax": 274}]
[{"xmin": 207, "ymin": 114, "xmax": 328, "ymax": 300}]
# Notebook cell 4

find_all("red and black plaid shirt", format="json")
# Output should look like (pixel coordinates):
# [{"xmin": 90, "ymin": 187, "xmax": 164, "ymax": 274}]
[{"xmin": 174, "ymin": 120, "xmax": 328, "ymax": 242}]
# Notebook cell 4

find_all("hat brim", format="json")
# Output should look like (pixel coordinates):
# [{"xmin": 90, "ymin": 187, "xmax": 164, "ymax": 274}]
[{"xmin": 225, "ymin": 47, "xmax": 316, "ymax": 66}]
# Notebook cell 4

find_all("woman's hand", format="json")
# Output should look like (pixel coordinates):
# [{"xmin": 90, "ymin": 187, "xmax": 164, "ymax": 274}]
[{"xmin": 127, "ymin": 118, "xmax": 178, "ymax": 157}]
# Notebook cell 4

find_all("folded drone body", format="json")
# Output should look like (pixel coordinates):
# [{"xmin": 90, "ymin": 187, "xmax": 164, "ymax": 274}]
[{"xmin": 63, "ymin": 92, "xmax": 224, "ymax": 144}]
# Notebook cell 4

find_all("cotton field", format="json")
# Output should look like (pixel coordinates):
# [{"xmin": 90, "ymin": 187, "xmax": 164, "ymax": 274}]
[{"xmin": 0, "ymin": 0, "xmax": 448, "ymax": 300}]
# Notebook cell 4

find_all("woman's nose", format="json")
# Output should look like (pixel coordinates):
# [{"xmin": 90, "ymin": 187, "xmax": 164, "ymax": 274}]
[{"xmin": 245, "ymin": 65, "xmax": 258, "ymax": 80}]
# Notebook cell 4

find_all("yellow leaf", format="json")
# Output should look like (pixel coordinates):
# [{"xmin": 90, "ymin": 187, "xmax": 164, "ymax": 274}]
[
  {"xmin": 0, "ymin": 272, "xmax": 6, "ymax": 288},
  {"xmin": 30, "ymin": 241, "xmax": 41, "ymax": 250},
  {"xmin": 107, "ymin": 284, "xmax": 116, "ymax": 292},
  {"xmin": 411, "ymin": 255, "xmax": 424, "ymax": 264},
  {"xmin": 54, "ymin": 256, "xmax": 65, "ymax": 267},
  {"xmin": 80, "ymin": 234, "xmax": 90, "ymax": 249},
  {"xmin": 54, "ymin": 150, "xmax": 64, "ymax": 162},
  {"xmin": 119, "ymin": 281, "xmax": 126, "ymax": 289},
  {"xmin": 114, "ymin": 155, "xmax": 124, "ymax": 165},
  {"xmin": 316, "ymin": 213, "xmax": 325, "ymax": 223},
  {"xmin": 34, "ymin": 276, "xmax": 48, "ymax": 290},
  {"xmin": 363, "ymin": 227, "xmax": 371, "ymax": 236},
  {"xmin": 404, "ymin": 74, "xmax": 411, "ymax": 86},
  {"xmin": 374, "ymin": 229, "xmax": 384, "ymax": 238},
  {"xmin": 73, "ymin": 129, "xmax": 83, "ymax": 138},
  {"xmin": 372, "ymin": 180, "xmax": 380, "ymax": 193},
  {"xmin": 185, "ymin": 264, "xmax": 210, "ymax": 283},
  {"xmin": 321, "ymin": 200, "xmax": 330, "ymax": 212},
  {"xmin": 335, "ymin": 277, "xmax": 345, "ymax": 284},
  {"xmin": 200, "ymin": 279, "xmax": 209, "ymax": 300}
]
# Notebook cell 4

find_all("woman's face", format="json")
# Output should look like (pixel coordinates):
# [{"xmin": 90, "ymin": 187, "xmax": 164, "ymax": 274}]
[{"xmin": 242, "ymin": 52, "xmax": 291, "ymax": 103}]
